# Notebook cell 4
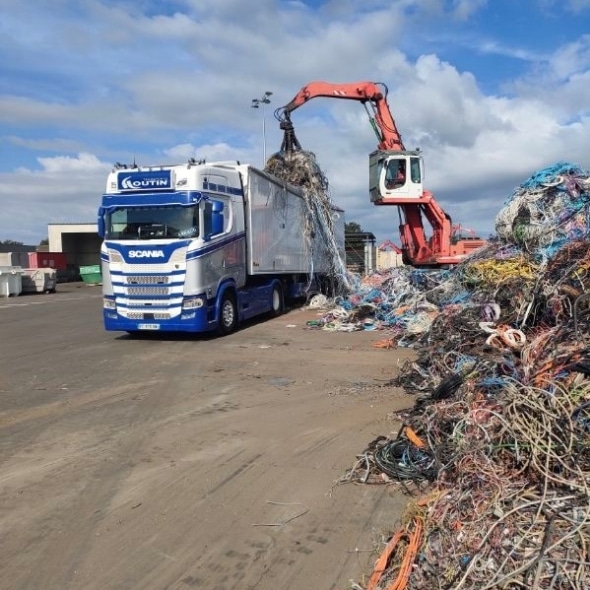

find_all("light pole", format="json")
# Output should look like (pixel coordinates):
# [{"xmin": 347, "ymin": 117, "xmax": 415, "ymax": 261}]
[{"xmin": 251, "ymin": 91, "xmax": 272, "ymax": 165}]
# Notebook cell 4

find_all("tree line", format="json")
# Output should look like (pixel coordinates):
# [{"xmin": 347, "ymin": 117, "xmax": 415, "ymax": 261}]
[{"xmin": 0, "ymin": 239, "xmax": 48, "ymax": 246}]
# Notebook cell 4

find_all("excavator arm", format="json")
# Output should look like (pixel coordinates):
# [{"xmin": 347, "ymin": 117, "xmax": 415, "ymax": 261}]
[
  {"xmin": 275, "ymin": 81, "xmax": 404, "ymax": 152},
  {"xmin": 275, "ymin": 80, "xmax": 486, "ymax": 266}
]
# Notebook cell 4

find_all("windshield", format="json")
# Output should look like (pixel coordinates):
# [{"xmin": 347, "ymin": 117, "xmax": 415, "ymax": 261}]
[{"xmin": 105, "ymin": 205, "xmax": 200, "ymax": 240}]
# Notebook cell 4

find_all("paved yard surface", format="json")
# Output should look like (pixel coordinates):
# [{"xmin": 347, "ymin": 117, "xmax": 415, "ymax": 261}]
[{"xmin": 0, "ymin": 285, "xmax": 415, "ymax": 590}]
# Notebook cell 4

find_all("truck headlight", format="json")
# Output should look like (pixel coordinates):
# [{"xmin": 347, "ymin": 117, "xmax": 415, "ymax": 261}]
[
  {"xmin": 183, "ymin": 296, "xmax": 205, "ymax": 309},
  {"xmin": 108, "ymin": 250, "xmax": 123, "ymax": 263},
  {"xmin": 103, "ymin": 298, "xmax": 117, "ymax": 309}
]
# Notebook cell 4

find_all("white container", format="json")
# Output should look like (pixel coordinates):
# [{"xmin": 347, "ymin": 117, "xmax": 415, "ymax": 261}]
[
  {"xmin": 376, "ymin": 249, "xmax": 403, "ymax": 270},
  {"xmin": 0, "ymin": 252, "xmax": 29, "ymax": 267},
  {"xmin": 21, "ymin": 268, "xmax": 57, "ymax": 293},
  {"xmin": 0, "ymin": 266, "xmax": 24, "ymax": 297}
]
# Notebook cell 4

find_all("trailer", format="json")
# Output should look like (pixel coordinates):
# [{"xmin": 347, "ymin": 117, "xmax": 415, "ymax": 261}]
[{"xmin": 98, "ymin": 160, "xmax": 344, "ymax": 334}]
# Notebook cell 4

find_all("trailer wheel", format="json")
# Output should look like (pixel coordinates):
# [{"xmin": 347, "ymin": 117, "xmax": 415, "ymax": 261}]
[
  {"xmin": 270, "ymin": 284, "xmax": 284, "ymax": 317},
  {"xmin": 218, "ymin": 291, "xmax": 238, "ymax": 335}
]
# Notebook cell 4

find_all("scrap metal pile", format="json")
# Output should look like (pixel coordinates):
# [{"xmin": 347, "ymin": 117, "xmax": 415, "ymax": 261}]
[
  {"xmin": 264, "ymin": 149, "xmax": 350, "ymax": 293},
  {"xmin": 334, "ymin": 162, "xmax": 590, "ymax": 589}
]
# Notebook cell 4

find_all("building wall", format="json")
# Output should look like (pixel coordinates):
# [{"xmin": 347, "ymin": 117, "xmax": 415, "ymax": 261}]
[{"xmin": 48, "ymin": 223, "xmax": 97, "ymax": 252}]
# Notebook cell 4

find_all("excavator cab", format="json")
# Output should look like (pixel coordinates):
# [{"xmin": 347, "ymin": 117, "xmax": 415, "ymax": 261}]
[{"xmin": 369, "ymin": 150, "xmax": 424, "ymax": 203}]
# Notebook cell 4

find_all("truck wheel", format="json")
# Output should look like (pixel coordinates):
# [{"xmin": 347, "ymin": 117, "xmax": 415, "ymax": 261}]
[
  {"xmin": 218, "ymin": 291, "xmax": 238, "ymax": 334},
  {"xmin": 270, "ymin": 284, "xmax": 284, "ymax": 317}
]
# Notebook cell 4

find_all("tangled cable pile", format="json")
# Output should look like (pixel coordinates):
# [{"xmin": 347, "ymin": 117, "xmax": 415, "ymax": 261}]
[
  {"xmin": 265, "ymin": 149, "xmax": 351, "ymax": 293},
  {"xmin": 336, "ymin": 162, "xmax": 590, "ymax": 590},
  {"xmin": 306, "ymin": 266, "xmax": 447, "ymax": 337},
  {"xmin": 495, "ymin": 161, "xmax": 590, "ymax": 255}
]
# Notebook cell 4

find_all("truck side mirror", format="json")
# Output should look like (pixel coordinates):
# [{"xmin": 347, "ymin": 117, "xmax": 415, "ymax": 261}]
[{"xmin": 97, "ymin": 207, "xmax": 105, "ymax": 238}]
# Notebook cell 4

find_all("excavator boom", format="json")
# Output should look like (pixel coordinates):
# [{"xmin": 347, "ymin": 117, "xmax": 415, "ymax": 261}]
[
  {"xmin": 276, "ymin": 81, "xmax": 404, "ymax": 151},
  {"xmin": 276, "ymin": 80, "xmax": 486, "ymax": 267}
]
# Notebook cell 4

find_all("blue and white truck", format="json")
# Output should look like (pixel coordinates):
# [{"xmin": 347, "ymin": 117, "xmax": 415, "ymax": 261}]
[{"xmin": 97, "ymin": 159, "xmax": 345, "ymax": 334}]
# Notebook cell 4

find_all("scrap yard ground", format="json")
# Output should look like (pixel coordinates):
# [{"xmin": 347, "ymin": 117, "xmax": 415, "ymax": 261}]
[{"xmin": 0, "ymin": 284, "xmax": 414, "ymax": 590}]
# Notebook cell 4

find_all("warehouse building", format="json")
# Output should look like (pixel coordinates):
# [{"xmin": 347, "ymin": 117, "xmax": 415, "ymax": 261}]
[{"xmin": 47, "ymin": 222, "xmax": 101, "ymax": 276}]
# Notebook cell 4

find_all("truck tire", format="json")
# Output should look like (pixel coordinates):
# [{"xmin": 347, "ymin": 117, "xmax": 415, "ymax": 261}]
[
  {"xmin": 218, "ymin": 291, "xmax": 238, "ymax": 335},
  {"xmin": 270, "ymin": 284, "xmax": 284, "ymax": 317}
]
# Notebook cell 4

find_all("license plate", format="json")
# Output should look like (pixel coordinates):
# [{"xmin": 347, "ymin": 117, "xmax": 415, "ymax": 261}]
[{"xmin": 138, "ymin": 323, "xmax": 160, "ymax": 330}]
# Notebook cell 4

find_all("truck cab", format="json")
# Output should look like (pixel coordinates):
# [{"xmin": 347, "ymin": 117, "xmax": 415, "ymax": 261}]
[{"xmin": 98, "ymin": 162, "xmax": 248, "ymax": 333}]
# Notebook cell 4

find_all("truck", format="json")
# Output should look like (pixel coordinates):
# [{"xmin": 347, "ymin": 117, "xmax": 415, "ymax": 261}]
[
  {"xmin": 276, "ymin": 80, "xmax": 486, "ymax": 267},
  {"xmin": 97, "ymin": 160, "xmax": 345, "ymax": 334}
]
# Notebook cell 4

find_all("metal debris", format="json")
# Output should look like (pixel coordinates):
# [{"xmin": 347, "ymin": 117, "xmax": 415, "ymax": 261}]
[{"xmin": 265, "ymin": 149, "xmax": 351, "ymax": 294}]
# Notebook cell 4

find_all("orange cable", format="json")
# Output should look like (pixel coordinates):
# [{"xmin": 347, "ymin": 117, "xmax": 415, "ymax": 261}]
[
  {"xmin": 366, "ymin": 517, "xmax": 423, "ymax": 590},
  {"xmin": 404, "ymin": 426, "xmax": 426, "ymax": 449},
  {"xmin": 372, "ymin": 338, "xmax": 395, "ymax": 349},
  {"xmin": 387, "ymin": 518, "xmax": 423, "ymax": 590}
]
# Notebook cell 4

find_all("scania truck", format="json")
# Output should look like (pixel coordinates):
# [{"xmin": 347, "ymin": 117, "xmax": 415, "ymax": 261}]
[{"xmin": 97, "ymin": 159, "xmax": 345, "ymax": 334}]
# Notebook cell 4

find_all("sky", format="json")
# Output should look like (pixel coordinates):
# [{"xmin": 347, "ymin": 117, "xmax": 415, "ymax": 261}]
[{"xmin": 1, "ymin": 0, "xmax": 589, "ymax": 246}]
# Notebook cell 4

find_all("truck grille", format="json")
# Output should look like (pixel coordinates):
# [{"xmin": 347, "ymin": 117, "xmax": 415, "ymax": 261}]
[
  {"xmin": 127, "ymin": 286, "xmax": 169, "ymax": 296},
  {"xmin": 126, "ymin": 275, "xmax": 169, "ymax": 285}
]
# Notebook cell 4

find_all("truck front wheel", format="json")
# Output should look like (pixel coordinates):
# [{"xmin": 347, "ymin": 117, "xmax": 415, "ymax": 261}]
[{"xmin": 218, "ymin": 291, "xmax": 238, "ymax": 335}]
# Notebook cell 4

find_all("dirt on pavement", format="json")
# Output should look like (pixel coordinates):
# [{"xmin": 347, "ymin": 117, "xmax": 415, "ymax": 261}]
[{"xmin": 0, "ymin": 290, "xmax": 416, "ymax": 590}]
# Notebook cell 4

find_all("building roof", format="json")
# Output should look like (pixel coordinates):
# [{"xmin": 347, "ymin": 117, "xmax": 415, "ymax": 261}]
[
  {"xmin": 345, "ymin": 231, "xmax": 376, "ymax": 241},
  {"xmin": 47, "ymin": 222, "xmax": 96, "ymax": 226}
]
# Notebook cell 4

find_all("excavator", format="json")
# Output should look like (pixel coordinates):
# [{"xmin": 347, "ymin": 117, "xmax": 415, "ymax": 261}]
[{"xmin": 275, "ymin": 81, "xmax": 486, "ymax": 267}]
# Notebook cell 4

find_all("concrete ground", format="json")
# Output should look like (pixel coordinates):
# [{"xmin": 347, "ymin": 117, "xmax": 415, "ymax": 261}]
[{"xmin": 0, "ymin": 284, "xmax": 415, "ymax": 590}]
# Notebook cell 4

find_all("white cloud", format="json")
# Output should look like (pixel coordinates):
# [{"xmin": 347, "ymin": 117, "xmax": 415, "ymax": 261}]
[
  {"xmin": 549, "ymin": 34, "xmax": 590, "ymax": 79},
  {"xmin": 476, "ymin": 41, "xmax": 543, "ymax": 62},
  {"xmin": 569, "ymin": 0, "xmax": 590, "ymax": 10},
  {"xmin": 4, "ymin": 136, "xmax": 84, "ymax": 152},
  {"xmin": 35, "ymin": 153, "xmax": 107, "ymax": 174},
  {"xmin": 452, "ymin": 0, "xmax": 488, "ymax": 20},
  {"xmin": 508, "ymin": 35, "xmax": 590, "ymax": 117},
  {"xmin": 0, "ymin": 153, "xmax": 112, "ymax": 241},
  {"xmin": 541, "ymin": 0, "xmax": 590, "ymax": 12},
  {"xmin": 163, "ymin": 142, "xmax": 239, "ymax": 162}
]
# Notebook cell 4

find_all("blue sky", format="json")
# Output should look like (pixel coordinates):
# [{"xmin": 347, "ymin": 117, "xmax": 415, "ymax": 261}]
[{"xmin": 1, "ymin": 0, "xmax": 589, "ymax": 245}]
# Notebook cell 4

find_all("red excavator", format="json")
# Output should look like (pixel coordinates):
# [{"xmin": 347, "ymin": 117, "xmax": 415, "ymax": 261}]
[{"xmin": 275, "ymin": 81, "xmax": 486, "ymax": 267}]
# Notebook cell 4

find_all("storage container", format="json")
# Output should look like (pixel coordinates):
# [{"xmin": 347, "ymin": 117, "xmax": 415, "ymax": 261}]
[
  {"xmin": 0, "ymin": 252, "xmax": 29, "ymax": 267},
  {"xmin": 21, "ymin": 268, "xmax": 57, "ymax": 293},
  {"xmin": 0, "ymin": 266, "xmax": 24, "ymax": 297},
  {"xmin": 376, "ymin": 249, "xmax": 403, "ymax": 269},
  {"xmin": 28, "ymin": 252, "xmax": 68, "ymax": 270},
  {"xmin": 79, "ymin": 265, "xmax": 102, "ymax": 285}
]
